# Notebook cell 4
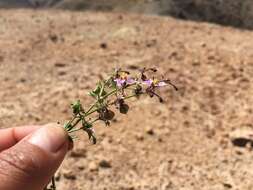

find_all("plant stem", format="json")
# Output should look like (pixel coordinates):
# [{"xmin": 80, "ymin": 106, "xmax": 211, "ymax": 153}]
[
  {"xmin": 85, "ymin": 102, "xmax": 97, "ymax": 115},
  {"xmin": 68, "ymin": 118, "xmax": 100, "ymax": 133},
  {"xmin": 101, "ymin": 89, "xmax": 117, "ymax": 99},
  {"xmin": 51, "ymin": 176, "xmax": 56, "ymax": 190}
]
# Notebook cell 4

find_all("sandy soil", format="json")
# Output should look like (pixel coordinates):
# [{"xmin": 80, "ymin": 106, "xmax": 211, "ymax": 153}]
[{"xmin": 1, "ymin": 9, "xmax": 253, "ymax": 190}]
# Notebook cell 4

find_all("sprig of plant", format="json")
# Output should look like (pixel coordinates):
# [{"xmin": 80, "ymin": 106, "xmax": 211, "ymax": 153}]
[{"xmin": 45, "ymin": 67, "xmax": 177, "ymax": 190}]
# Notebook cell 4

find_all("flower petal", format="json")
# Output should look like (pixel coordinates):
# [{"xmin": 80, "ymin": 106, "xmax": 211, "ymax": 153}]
[
  {"xmin": 114, "ymin": 79, "xmax": 126, "ymax": 87},
  {"xmin": 156, "ymin": 81, "xmax": 167, "ymax": 87},
  {"xmin": 126, "ymin": 78, "xmax": 136, "ymax": 85},
  {"xmin": 142, "ymin": 79, "xmax": 153, "ymax": 86}
]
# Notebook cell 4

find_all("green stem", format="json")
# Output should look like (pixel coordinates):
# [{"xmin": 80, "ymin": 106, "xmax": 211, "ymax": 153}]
[
  {"xmin": 67, "ymin": 118, "xmax": 82, "ymax": 131},
  {"xmin": 123, "ymin": 94, "xmax": 138, "ymax": 100},
  {"xmin": 85, "ymin": 102, "xmax": 98, "ymax": 115},
  {"xmin": 99, "ymin": 83, "xmax": 105, "ymax": 97},
  {"xmin": 69, "ymin": 118, "xmax": 100, "ymax": 133},
  {"xmin": 101, "ymin": 89, "xmax": 117, "ymax": 100}
]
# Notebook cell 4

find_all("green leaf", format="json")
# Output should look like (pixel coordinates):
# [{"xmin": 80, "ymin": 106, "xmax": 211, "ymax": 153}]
[
  {"xmin": 64, "ymin": 122, "xmax": 73, "ymax": 131},
  {"xmin": 82, "ymin": 120, "xmax": 93, "ymax": 128},
  {"xmin": 89, "ymin": 83, "xmax": 107, "ymax": 98},
  {"xmin": 71, "ymin": 100, "xmax": 83, "ymax": 115}
]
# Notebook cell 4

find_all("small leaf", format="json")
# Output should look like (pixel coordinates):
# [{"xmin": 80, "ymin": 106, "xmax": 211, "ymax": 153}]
[
  {"xmin": 82, "ymin": 120, "xmax": 93, "ymax": 128},
  {"xmin": 64, "ymin": 122, "xmax": 73, "ymax": 131},
  {"xmin": 89, "ymin": 83, "xmax": 107, "ymax": 98},
  {"xmin": 99, "ymin": 109, "xmax": 115, "ymax": 120},
  {"xmin": 82, "ymin": 127, "xmax": 97, "ymax": 144},
  {"xmin": 71, "ymin": 100, "xmax": 83, "ymax": 115},
  {"xmin": 105, "ymin": 120, "xmax": 110, "ymax": 126}
]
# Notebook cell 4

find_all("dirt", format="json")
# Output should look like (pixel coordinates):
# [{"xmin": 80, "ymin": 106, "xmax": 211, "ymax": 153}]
[{"xmin": 1, "ymin": 9, "xmax": 253, "ymax": 190}]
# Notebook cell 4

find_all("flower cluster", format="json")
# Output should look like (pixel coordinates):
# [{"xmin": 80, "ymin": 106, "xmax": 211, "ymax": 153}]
[
  {"xmin": 46, "ymin": 67, "xmax": 177, "ymax": 190},
  {"xmin": 63, "ymin": 67, "xmax": 177, "ymax": 144}
]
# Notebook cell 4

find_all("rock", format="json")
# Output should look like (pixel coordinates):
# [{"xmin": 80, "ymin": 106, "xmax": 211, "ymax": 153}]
[
  {"xmin": 229, "ymin": 127, "xmax": 253, "ymax": 148},
  {"xmin": 223, "ymin": 183, "xmax": 232, "ymax": 189},
  {"xmin": 145, "ymin": 126, "xmax": 155, "ymax": 135},
  {"xmin": 100, "ymin": 42, "xmax": 107, "ymax": 49},
  {"xmin": 63, "ymin": 170, "xmax": 76, "ymax": 180},
  {"xmin": 99, "ymin": 160, "xmax": 112, "ymax": 168},
  {"xmin": 77, "ymin": 164, "xmax": 85, "ymax": 171},
  {"xmin": 54, "ymin": 62, "xmax": 66, "ymax": 67},
  {"xmin": 88, "ymin": 161, "xmax": 98, "ymax": 172},
  {"xmin": 135, "ymin": 133, "xmax": 144, "ymax": 141},
  {"xmin": 19, "ymin": 78, "xmax": 26, "ymax": 83},
  {"xmin": 127, "ymin": 65, "xmax": 139, "ymax": 70},
  {"xmin": 58, "ymin": 71, "xmax": 67, "ymax": 76},
  {"xmin": 70, "ymin": 148, "xmax": 87, "ymax": 158},
  {"xmin": 49, "ymin": 33, "xmax": 58, "ymax": 43}
]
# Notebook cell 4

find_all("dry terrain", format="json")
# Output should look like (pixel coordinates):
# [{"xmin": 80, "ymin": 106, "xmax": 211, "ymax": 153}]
[{"xmin": 1, "ymin": 9, "xmax": 253, "ymax": 190}]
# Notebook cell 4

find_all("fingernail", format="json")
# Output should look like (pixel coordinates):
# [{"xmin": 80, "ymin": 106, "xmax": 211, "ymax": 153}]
[{"xmin": 27, "ymin": 125, "xmax": 68, "ymax": 153}]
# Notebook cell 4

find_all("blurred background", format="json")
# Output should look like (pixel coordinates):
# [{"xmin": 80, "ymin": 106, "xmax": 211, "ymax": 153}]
[
  {"xmin": 1, "ymin": 0, "xmax": 253, "ymax": 189},
  {"xmin": 2, "ymin": 0, "xmax": 253, "ymax": 29}
]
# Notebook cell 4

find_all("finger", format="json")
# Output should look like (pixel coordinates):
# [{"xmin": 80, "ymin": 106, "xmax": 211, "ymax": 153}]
[
  {"xmin": 0, "ymin": 124, "xmax": 69, "ymax": 190},
  {"xmin": 0, "ymin": 125, "xmax": 41, "ymax": 151}
]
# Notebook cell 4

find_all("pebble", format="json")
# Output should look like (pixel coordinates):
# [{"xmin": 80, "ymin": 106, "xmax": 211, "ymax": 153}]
[
  {"xmin": 145, "ymin": 127, "xmax": 155, "ymax": 135},
  {"xmin": 63, "ymin": 170, "xmax": 76, "ymax": 180},
  {"xmin": 54, "ymin": 62, "xmax": 66, "ymax": 67},
  {"xmin": 229, "ymin": 126, "xmax": 253, "ymax": 148},
  {"xmin": 135, "ymin": 133, "xmax": 144, "ymax": 141},
  {"xmin": 99, "ymin": 160, "xmax": 112, "ymax": 168},
  {"xmin": 70, "ymin": 148, "xmax": 87, "ymax": 158},
  {"xmin": 88, "ymin": 161, "xmax": 98, "ymax": 172}
]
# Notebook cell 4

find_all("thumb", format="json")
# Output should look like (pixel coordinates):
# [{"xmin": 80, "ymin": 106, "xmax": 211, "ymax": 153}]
[{"xmin": 0, "ymin": 124, "xmax": 70, "ymax": 190}]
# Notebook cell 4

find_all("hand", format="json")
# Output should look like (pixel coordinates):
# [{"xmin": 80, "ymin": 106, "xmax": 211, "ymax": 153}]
[{"xmin": 0, "ymin": 124, "xmax": 71, "ymax": 190}]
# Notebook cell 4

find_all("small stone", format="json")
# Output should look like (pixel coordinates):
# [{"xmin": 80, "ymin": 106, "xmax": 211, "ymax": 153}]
[
  {"xmin": 58, "ymin": 71, "xmax": 67, "ymax": 76},
  {"xmin": 70, "ymin": 148, "xmax": 86, "ymax": 158},
  {"xmin": 229, "ymin": 126, "xmax": 253, "ymax": 148},
  {"xmin": 63, "ymin": 170, "xmax": 76, "ymax": 180},
  {"xmin": 145, "ymin": 127, "xmax": 155, "ymax": 135},
  {"xmin": 158, "ymin": 137, "xmax": 163, "ymax": 142},
  {"xmin": 20, "ymin": 78, "xmax": 26, "ymax": 83},
  {"xmin": 100, "ymin": 43, "xmax": 107, "ymax": 49},
  {"xmin": 77, "ymin": 164, "xmax": 85, "ymax": 171},
  {"xmin": 54, "ymin": 62, "xmax": 66, "ymax": 67},
  {"xmin": 223, "ymin": 183, "xmax": 232, "ymax": 189},
  {"xmin": 88, "ymin": 161, "xmax": 98, "ymax": 172},
  {"xmin": 99, "ymin": 160, "xmax": 112, "ymax": 168},
  {"xmin": 135, "ymin": 133, "xmax": 144, "ymax": 141},
  {"xmin": 127, "ymin": 65, "xmax": 139, "ymax": 70},
  {"xmin": 49, "ymin": 34, "xmax": 58, "ymax": 43}
]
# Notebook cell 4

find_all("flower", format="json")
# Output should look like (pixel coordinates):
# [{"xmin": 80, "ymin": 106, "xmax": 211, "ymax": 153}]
[
  {"xmin": 142, "ymin": 78, "xmax": 177, "ymax": 103},
  {"xmin": 114, "ymin": 71, "xmax": 136, "ymax": 87},
  {"xmin": 142, "ymin": 79, "xmax": 168, "ymax": 87}
]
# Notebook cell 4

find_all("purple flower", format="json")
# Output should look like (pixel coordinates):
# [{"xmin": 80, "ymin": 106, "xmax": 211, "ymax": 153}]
[
  {"xmin": 142, "ymin": 79, "xmax": 177, "ymax": 103},
  {"xmin": 114, "ymin": 72, "xmax": 136, "ymax": 87},
  {"xmin": 142, "ymin": 79, "xmax": 168, "ymax": 87}
]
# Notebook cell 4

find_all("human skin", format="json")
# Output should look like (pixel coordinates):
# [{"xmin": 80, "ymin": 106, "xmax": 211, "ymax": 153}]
[{"xmin": 0, "ymin": 124, "xmax": 71, "ymax": 190}]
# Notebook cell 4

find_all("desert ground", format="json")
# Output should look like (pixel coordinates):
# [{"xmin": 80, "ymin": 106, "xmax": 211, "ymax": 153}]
[{"xmin": 1, "ymin": 7, "xmax": 253, "ymax": 190}]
